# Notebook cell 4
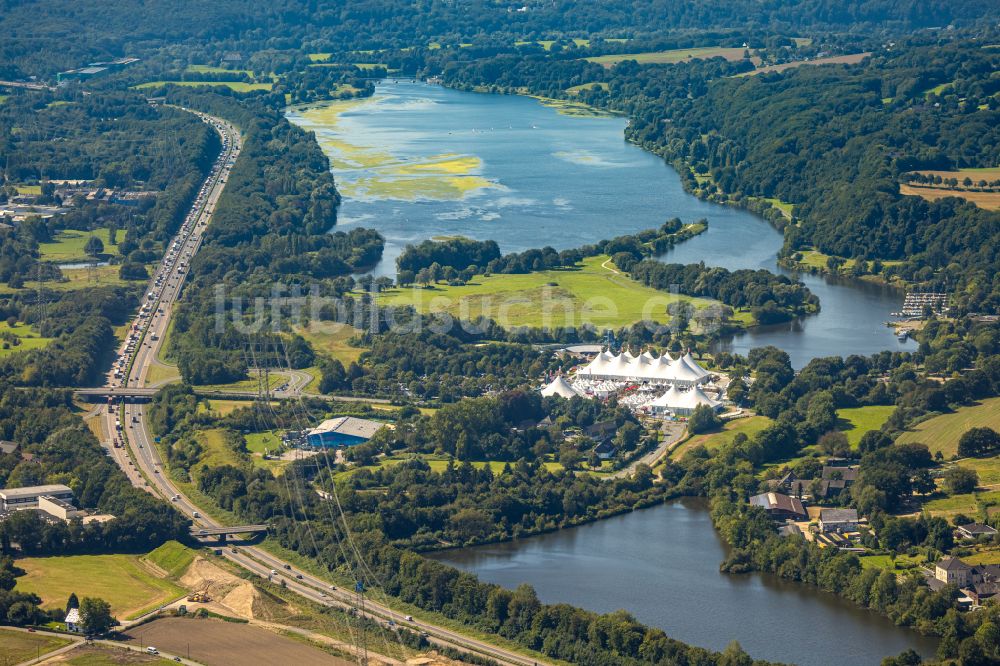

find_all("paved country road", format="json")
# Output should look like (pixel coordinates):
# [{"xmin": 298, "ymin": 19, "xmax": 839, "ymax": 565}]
[{"xmin": 98, "ymin": 108, "xmax": 553, "ymax": 666}]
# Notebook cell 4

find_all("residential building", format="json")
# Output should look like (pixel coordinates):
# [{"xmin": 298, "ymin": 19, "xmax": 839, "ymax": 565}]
[
  {"xmin": 749, "ymin": 492, "xmax": 807, "ymax": 520},
  {"xmin": 0, "ymin": 484, "xmax": 73, "ymax": 511},
  {"xmin": 65, "ymin": 608, "xmax": 81, "ymax": 632},
  {"xmin": 818, "ymin": 508, "xmax": 860, "ymax": 534},
  {"xmin": 305, "ymin": 417, "xmax": 385, "ymax": 448},
  {"xmin": 956, "ymin": 523, "xmax": 998, "ymax": 540},
  {"xmin": 936, "ymin": 557, "xmax": 973, "ymax": 587},
  {"xmin": 594, "ymin": 440, "xmax": 617, "ymax": 460}
]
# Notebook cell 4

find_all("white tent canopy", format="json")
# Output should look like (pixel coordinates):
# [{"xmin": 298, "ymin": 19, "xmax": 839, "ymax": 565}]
[
  {"xmin": 576, "ymin": 350, "xmax": 710, "ymax": 386},
  {"xmin": 648, "ymin": 385, "xmax": 722, "ymax": 415},
  {"xmin": 540, "ymin": 376, "xmax": 582, "ymax": 399}
]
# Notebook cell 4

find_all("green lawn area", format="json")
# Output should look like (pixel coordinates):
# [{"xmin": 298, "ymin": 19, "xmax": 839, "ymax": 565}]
[
  {"xmin": 144, "ymin": 362, "xmax": 180, "ymax": 387},
  {"xmin": 566, "ymin": 82, "xmax": 609, "ymax": 94},
  {"xmin": 795, "ymin": 249, "xmax": 856, "ymax": 271},
  {"xmin": 378, "ymin": 255, "xmax": 744, "ymax": 330},
  {"xmin": 38, "ymin": 227, "xmax": 120, "ymax": 263},
  {"xmin": 245, "ymin": 430, "xmax": 282, "ymax": 455},
  {"xmin": 142, "ymin": 540, "xmax": 196, "ymax": 578},
  {"xmin": 187, "ymin": 64, "xmax": 254, "ymax": 76},
  {"xmin": 896, "ymin": 397, "xmax": 1000, "ymax": 458},
  {"xmin": 670, "ymin": 416, "xmax": 772, "ymax": 460},
  {"xmin": 859, "ymin": 553, "xmax": 926, "ymax": 572},
  {"xmin": 836, "ymin": 406, "xmax": 895, "ymax": 448},
  {"xmin": 134, "ymin": 81, "xmax": 272, "ymax": 92},
  {"xmin": 924, "ymin": 82, "xmax": 953, "ymax": 97},
  {"xmin": 14, "ymin": 552, "xmax": 187, "ymax": 619},
  {"xmin": 307, "ymin": 53, "xmax": 331, "ymax": 62},
  {"xmin": 294, "ymin": 323, "xmax": 366, "ymax": 365},
  {"xmin": 0, "ymin": 628, "xmax": 72, "ymax": 664},
  {"xmin": 204, "ymin": 399, "xmax": 260, "ymax": 416},
  {"xmin": 0, "ymin": 321, "xmax": 54, "ymax": 358},
  {"xmin": 194, "ymin": 371, "xmax": 285, "ymax": 393},
  {"xmin": 15, "ymin": 184, "xmax": 42, "ymax": 195},
  {"xmin": 335, "ymin": 453, "xmax": 562, "ymax": 481},
  {"xmin": 585, "ymin": 46, "xmax": 747, "ymax": 67},
  {"xmin": 759, "ymin": 197, "xmax": 794, "ymax": 219}
]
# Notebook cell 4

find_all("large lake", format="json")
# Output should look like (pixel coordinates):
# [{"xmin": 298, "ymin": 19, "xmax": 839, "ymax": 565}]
[
  {"xmin": 287, "ymin": 82, "xmax": 915, "ymax": 369},
  {"xmin": 289, "ymin": 82, "xmax": 933, "ymax": 664},
  {"xmin": 431, "ymin": 500, "xmax": 939, "ymax": 665}
]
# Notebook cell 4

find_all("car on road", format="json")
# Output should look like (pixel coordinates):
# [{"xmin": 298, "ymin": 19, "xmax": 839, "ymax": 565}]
[
  {"xmin": 192, "ymin": 511, "xmax": 200, "ymax": 518},
  {"xmin": 404, "ymin": 615, "xmax": 413, "ymax": 621},
  {"xmin": 146, "ymin": 647, "xmax": 159, "ymax": 655},
  {"xmin": 283, "ymin": 564, "xmax": 291, "ymax": 570},
  {"xmin": 295, "ymin": 574, "xmax": 303, "ymax": 580}
]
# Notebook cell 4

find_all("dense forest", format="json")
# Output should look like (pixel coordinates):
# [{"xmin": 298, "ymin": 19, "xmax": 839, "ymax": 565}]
[{"xmin": 1, "ymin": 0, "xmax": 994, "ymax": 79}]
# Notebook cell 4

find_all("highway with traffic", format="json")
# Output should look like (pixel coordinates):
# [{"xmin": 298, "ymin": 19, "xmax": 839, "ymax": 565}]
[{"xmin": 96, "ymin": 109, "xmax": 549, "ymax": 666}]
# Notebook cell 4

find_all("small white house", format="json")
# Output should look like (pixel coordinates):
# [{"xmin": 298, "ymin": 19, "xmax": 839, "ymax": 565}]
[{"xmin": 65, "ymin": 607, "xmax": 81, "ymax": 632}]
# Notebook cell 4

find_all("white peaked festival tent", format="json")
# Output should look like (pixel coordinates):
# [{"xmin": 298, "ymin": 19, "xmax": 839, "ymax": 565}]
[
  {"xmin": 648, "ymin": 385, "xmax": 722, "ymax": 416},
  {"xmin": 540, "ymin": 376, "xmax": 582, "ymax": 399},
  {"xmin": 576, "ymin": 350, "xmax": 710, "ymax": 387}
]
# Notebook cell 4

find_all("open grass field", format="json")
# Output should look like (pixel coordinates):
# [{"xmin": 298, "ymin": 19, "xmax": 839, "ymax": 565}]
[
  {"xmin": 566, "ymin": 82, "xmax": 609, "ymax": 94},
  {"xmin": 143, "ymin": 362, "xmax": 180, "ymax": 387},
  {"xmin": 294, "ymin": 323, "xmax": 366, "ymax": 365},
  {"xmin": 187, "ymin": 64, "xmax": 255, "ymax": 76},
  {"xmin": 193, "ymin": 428, "xmax": 244, "ymax": 469},
  {"xmin": 193, "ymin": 370, "xmax": 285, "ymax": 394},
  {"xmin": 670, "ymin": 416, "xmax": 772, "ymax": 459},
  {"xmin": 741, "ymin": 52, "xmax": 870, "ymax": 76},
  {"xmin": 134, "ymin": 81, "xmax": 272, "ymax": 92},
  {"xmin": 0, "ymin": 320, "xmax": 54, "ymax": 357},
  {"xmin": 900, "ymin": 183, "xmax": 1000, "ymax": 212},
  {"xmin": 585, "ymin": 47, "xmax": 747, "ymax": 67},
  {"xmin": 245, "ymin": 430, "xmax": 282, "ymax": 455},
  {"xmin": 922, "ymin": 489, "xmax": 1000, "ymax": 519},
  {"xmin": 378, "ymin": 255, "xmax": 743, "ymax": 330},
  {"xmin": 39, "ymin": 228, "xmax": 120, "ymax": 263},
  {"xmin": 836, "ymin": 405, "xmax": 896, "ymax": 448},
  {"xmin": 0, "ymin": 264, "xmax": 147, "ymax": 295},
  {"xmin": 794, "ymin": 249, "xmax": 857, "ymax": 271},
  {"xmin": 0, "ymin": 628, "xmax": 73, "ymax": 664},
  {"xmin": 142, "ymin": 540, "xmax": 196, "ymax": 579},
  {"xmin": 15, "ymin": 553, "xmax": 187, "ymax": 619},
  {"xmin": 203, "ymin": 399, "xmax": 258, "ymax": 416},
  {"xmin": 122, "ymin": 617, "xmax": 353, "ymax": 666},
  {"xmin": 858, "ymin": 553, "xmax": 926, "ymax": 572},
  {"xmin": 896, "ymin": 397, "xmax": 1000, "ymax": 458}
]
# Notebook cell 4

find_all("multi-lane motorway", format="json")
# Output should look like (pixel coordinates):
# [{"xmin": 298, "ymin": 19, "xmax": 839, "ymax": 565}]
[{"xmin": 98, "ymin": 109, "xmax": 548, "ymax": 666}]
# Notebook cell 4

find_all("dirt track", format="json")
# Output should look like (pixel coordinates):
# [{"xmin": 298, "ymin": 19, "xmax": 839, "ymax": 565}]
[{"xmin": 122, "ymin": 617, "xmax": 351, "ymax": 666}]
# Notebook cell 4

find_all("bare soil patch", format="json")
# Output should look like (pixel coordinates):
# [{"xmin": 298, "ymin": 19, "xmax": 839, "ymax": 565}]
[{"xmin": 122, "ymin": 616, "xmax": 352, "ymax": 666}]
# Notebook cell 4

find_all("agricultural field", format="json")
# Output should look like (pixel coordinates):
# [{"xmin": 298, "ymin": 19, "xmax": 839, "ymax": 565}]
[
  {"xmin": 670, "ymin": 416, "xmax": 773, "ymax": 460},
  {"xmin": 900, "ymin": 183, "xmax": 1000, "ymax": 212},
  {"xmin": 835, "ymin": 405, "xmax": 895, "ymax": 448},
  {"xmin": 122, "ymin": 617, "xmax": 353, "ymax": 666},
  {"xmin": 293, "ymin": 323, "xmax": 366, "ymax": 365},
  {"xmin": 896, "ymin": 397, "xmax": 1000, "ymax": 458},
  {"xmin": 45, "ymin": 643, "xmax": 173, "ymax": 664},
  {"xmin": 134, "ymin": 81, "xmax": 272, "ymax": 92},
  {"xmin": 0, "ymin": 320, "xmax": 54, "ymax": 357},
  {"xmin": 585, "ymin": 46, "xmax": 748, "ymax": 67},
  {"xmin": 0, "ymin": 628, "xmax": 73, "ymax": 664},
  {"xmin": 38, "ymin": 227, "xmax": 120, "ymax": 263},
  {"xmin": 379, "ymin": 255, "xmax": 746, "ymax": 330},
  {"xmin": 14, "ymin": 551, "xmax": 187, "ymax": 619},
  {"xmin": 741, "ymin": 52, "xmax": 870, "ymax": 76}
]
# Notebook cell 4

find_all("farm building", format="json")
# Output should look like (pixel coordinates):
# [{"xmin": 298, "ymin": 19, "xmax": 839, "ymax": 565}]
[
  {"xmin": 749, "ymin": 492, "xmax": 807, "ymax": 520},
  {"xmin": 305, "ymin": 417, "xmax": 385, "ymax": 448}
]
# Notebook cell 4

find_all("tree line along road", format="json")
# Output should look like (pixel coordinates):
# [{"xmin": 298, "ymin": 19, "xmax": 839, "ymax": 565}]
[{"xmin": 99, "ymin": 108, "xmax": 552, "ymax": 666}]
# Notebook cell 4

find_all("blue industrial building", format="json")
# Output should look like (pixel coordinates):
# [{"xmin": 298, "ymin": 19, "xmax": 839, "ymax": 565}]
[{"xmin": 305, "ymin": 417, "xmax": 385, "ymax": 448}]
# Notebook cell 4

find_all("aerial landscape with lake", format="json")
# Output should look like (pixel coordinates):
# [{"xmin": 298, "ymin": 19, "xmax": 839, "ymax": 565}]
[{"xmin": 0, "ymin": 1, "xmax": 999, "ymax": 665}]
